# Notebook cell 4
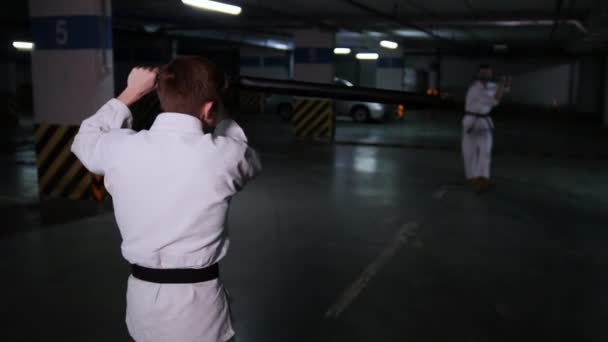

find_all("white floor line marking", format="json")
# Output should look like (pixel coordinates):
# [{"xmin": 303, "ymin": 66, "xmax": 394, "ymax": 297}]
[
  {"xmin": 324, "ymin": 222, "xmax": 419, "ymax": 319},
  {"xmin": 432, "ymin": 186, "xmax": 448, "ymax": 199}
]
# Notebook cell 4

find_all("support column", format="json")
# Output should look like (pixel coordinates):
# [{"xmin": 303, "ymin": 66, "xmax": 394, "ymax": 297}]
[
  {"xmin": 292, "ymin": 29, "xmax": 335, "ymax": 141},
  {"xmin": 29, "ymin": 0, "xmax": 113, "ymax": 200},
  {"xmin": 377, "ymin": 48, "xmax": 404, "ymax": 90},
  {"xmin": 604, "ymin": 57, "xmax": 608, "ymax": 127},
  {"xmin": 293, "ymin": 29, "xmax": 335, "ymax": 83}
]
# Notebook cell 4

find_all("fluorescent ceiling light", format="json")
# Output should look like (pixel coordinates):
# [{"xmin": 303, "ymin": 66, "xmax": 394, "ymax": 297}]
[
  {"xmin": 366, "ymin": 31, "xmax": 384, "ymax": 37},
  {"xmin": 12, "ymin": 41, "xmax": 34, "ymax": 50},
  {"xmin": 334, "ymin": 47, "xmax": 351, "ymax": 55},
  {"xmin": 392, "ymin": 29, "xmax": 430, "ymax": 38},
  {"xmin": 182, "ymin": 0, "xmax": 242, "ymax": 15},
  {"xmin": 266, "ymin": 41, "xmax": 290, "ymax": 51},
  {"xmin": 356, "ymin": 52, "xmax": 379, "ymax": 60},
  {"xmin": 380, "ymin": 40, "xmax": 399, "ymax": 49},
  {"xmin": 144, "ymin": 25, "xmax": 161, "ymax": 33}
]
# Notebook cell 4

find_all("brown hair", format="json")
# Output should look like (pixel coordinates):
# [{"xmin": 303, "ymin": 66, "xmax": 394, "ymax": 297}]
[{"xmin": 157, "ymin": 56, "xmax": 225, "ymax": 115}]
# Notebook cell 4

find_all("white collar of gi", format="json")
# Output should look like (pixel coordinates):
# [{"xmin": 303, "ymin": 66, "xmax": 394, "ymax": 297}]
[{"xmin": 151, "ymin": 113, "xmax": 204, "ymax": 134}]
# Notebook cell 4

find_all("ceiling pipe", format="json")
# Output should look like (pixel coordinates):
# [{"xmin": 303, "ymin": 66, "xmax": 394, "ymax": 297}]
[
  {"xmin": 165, "ymin": 29, "xmax": 294, "ymax": 51},
  {"xmin": 339, "ymin": 0, "xmax": 463, "ymax": 47},
  {"xmin": 406, "ymin": 19, "xmax": 588, "ymax": 35},
  {"xmin": 550, "ymin": 0, "xmax": 565, "ymax": 40}
]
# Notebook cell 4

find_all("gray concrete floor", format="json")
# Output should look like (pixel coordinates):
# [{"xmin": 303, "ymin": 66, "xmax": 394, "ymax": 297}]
[
  {"xmin": 333, "ymin": 110, "xmax": 608, "ymax": 159},
  {"xmin": 1, "ymin": 114, "xmax": 607, "ymax": 341}
]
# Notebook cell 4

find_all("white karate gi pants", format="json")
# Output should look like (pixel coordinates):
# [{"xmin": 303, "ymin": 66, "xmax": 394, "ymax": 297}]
[{"xmin": 462, "ymin": 118, "xmax": 493, "ymax": 180}]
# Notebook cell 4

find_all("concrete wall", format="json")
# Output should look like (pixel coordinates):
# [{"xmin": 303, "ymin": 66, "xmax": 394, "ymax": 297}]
[
  {"xmin": 376, "ymin": 67, "xmax": 401, "ymax": 90},
  {"xmin": 335, "ymin": 57, "xmax": 357, "ymax": 83},
  {"xmin": 333, "ymin": 59, "xmax": 378, "ymax": 88},
  {"xmin": 577, "ymin": 56, "xmax": 603, "ymax": 114},
  {"xmin": 376, "ymin": 49, "xmax": 404, "ymax": 91},
  {"xmin": 507, "ymin": 63, "xmax": 571, "ymax": 107},
  {"xmin": 0, "ymin": 50, "xmax": 34, "ymax": 113},
  {"xmin": 359, "ymin": 60, "xmax": 377, "ymax": 88},
  {"xmin": 334, "ymin": 58, "xmax": 377, "ymax": 87},
  {"xmin": 438, "ymin": 56, "xmax": 575, "ymax": 108},
  {"xmin": 403, "ymin": 68, "xmax": 428, "ymax": 93},
  {"xmin": 113, "ymin": 32, "xmax": 173, "ymax": 94},
  {"xmin": 403, "ymin": 55, "xmax": 437, "ymax": 92},
  {"xmin": 0, "ymin": 54, "xmax": 31, "ymax": 96},
  {"xmin": 114, "ymin": 32, "xmax": 241, "ymax": 94},
  {"xmin": 604, "ymin": 57, "xmax": 608, "ymax": 126},
  {"xmin": 401, "ymin": 54, "xmax": 608, "ymax": 117},
  {"xmin": 240, "ymin": 46, "xmax": 289, "ymax": 80}
]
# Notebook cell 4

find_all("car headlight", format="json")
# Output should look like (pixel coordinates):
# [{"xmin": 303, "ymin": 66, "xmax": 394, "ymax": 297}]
[{"xmin": 368, "ymin": 103, "xmax": 383, "ymax": 111}]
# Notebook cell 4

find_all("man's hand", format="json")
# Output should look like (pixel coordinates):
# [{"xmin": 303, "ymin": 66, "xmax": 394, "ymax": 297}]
[{"xmin": 117, "ymin": 67, "xmax": 159, "ymax": 106}]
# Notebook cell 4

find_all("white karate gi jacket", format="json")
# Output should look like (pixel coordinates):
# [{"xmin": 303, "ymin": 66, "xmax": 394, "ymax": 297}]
[
  {"xmin": 464, "ymin": 80, "xmax": 499, "ymax": 133},
  {"xmin": 71, "ymin": 99, "xmax": 262, "ymax": 342}
]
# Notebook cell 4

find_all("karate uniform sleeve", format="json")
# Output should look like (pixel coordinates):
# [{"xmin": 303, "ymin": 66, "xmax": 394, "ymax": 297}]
[
  {"xmin": 216, "ymin": 126, "xmax": 262, "ymax": 194},
  {"xmin": 229, "ymin": 146, "xmax": 262, "ymax": 192},
  {"xmin": 213, "ymin": 118, "xmax": 248, "ymax": 143},
  {"xmin": 71, "ymin": 99, "xmax": 134, "ymax": 175}
]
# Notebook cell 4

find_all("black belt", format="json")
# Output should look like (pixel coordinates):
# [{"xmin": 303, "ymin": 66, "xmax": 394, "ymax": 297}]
[
  {"xmin": 465, "ymin": 112, "xmax": 494, "ymax": 132},
  {"xmin": 131, "ymin": 263, "xmax": 219, "ymax": 284},
  {"xmin": 465, "ymin": 112, "xmax": 491, "ymax": 118}
]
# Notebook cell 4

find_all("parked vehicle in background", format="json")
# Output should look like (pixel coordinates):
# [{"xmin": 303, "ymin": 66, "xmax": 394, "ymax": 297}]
[
  {"xmin": 265, "ymin": 93, "xmax": 296, "ymax": 120},
  {"xmin": 265, "ymin": 77, "xmax": 402, "ymax": 123}
]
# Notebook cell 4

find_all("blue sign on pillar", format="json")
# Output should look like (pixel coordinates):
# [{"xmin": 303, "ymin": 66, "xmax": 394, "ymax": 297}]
[
  {"xmin": 378, "ymin": 58, "xmax": 404, "ymax": 68},
  {"xmin": 31, "ymin": 16, "xmax": 112, "ymax": 50},
  {"xmin": 294, "ymin": 48, "xmax": 334, "ymax": 64}
]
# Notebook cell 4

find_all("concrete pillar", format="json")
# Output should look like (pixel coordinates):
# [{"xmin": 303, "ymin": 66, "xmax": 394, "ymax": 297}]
[
  {"xmin": 29, "ymin": 0, "xmax": 114, "ymax": 125},
  {"xmin": 358, "ymin": 58, "xmax": 377, "ymax": 88},
  {"xmin": 604, "ymin": 57, "xmax": 608, "ymax": 126},
  {"xmin": 293, "ymin": 29, "xmax": 335, "ymax": 83},
  {"xmin": 292, "ymin": 29, "xmax": 335, "ymax": 141},
  {"xmin": 377, "ymin": 48, "xmax": 404, "ymax": 90},
  {"xmin": 29, "ymin": 0, "xmax": 114, "ymax": 200}
]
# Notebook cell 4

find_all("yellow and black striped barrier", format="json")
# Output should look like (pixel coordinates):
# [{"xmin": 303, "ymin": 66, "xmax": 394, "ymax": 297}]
[
  {"xmin": 34, "ymin": 123, "xmax": 98, "ymax": 200},
  {"xmin": 291, "ymin": 97, "xmax": 335, "ymax": 141},
  {"xmin": 6, "ymin": 97, "xmax": 19, "ymax": 117},
  {"xmin": 238, "ymin": 91, "xmax": 263, "ymax": 114}
]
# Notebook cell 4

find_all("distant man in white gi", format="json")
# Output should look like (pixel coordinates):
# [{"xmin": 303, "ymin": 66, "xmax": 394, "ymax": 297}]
[
  {"xmin": 72, "ymin": 56, "xmax": 262, "ymax": 341},
  {"xmin": 462, "ymin": 63, "xmax": 510, "ymax": 193}
]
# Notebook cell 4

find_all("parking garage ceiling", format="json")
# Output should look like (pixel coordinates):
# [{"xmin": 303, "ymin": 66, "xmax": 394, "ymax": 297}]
[{"xmin": 2, "ymin": 0, "xmax": 608, "ymax": 55}]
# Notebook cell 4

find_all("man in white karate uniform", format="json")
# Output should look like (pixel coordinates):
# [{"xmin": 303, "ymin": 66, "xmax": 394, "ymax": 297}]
[
  {"xmin": 72, "ymin": 56, "xmax": 261, "ymax": 341},
  {"xmin": 462, "ymin": 64, "xmax": 509, "ymax": 193}
]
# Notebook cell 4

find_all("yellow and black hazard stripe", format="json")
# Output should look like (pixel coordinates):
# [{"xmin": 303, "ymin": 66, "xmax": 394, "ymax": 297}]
[
  {"xmin": 238, "ymin": 91, "xmax": 263, "ymax": 113},
  {"xmin": 6, "ymin": 96, "xmax": 19, "ymax": 117},
  {"xmin": 291, "ymin": 98, "xmax": 335, "ymax": 140},
  {"xmin": 34, "ymin": 124, "xmax": 97, "ymax": 200}
]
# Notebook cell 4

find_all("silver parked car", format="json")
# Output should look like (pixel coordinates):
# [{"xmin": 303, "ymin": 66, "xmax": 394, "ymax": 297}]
[{"xmin": 265, "ymin": 77, "xmax": 399, "ymax": 123}]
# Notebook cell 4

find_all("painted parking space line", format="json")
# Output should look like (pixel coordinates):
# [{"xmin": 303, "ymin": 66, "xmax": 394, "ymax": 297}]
[
  {"xmin": 432, "ymin": 186, "xmax": 448, "ymax": 199},
  {"xmin": 324, "ymin": 222, "xmax": 420, "ymax": 319}
]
